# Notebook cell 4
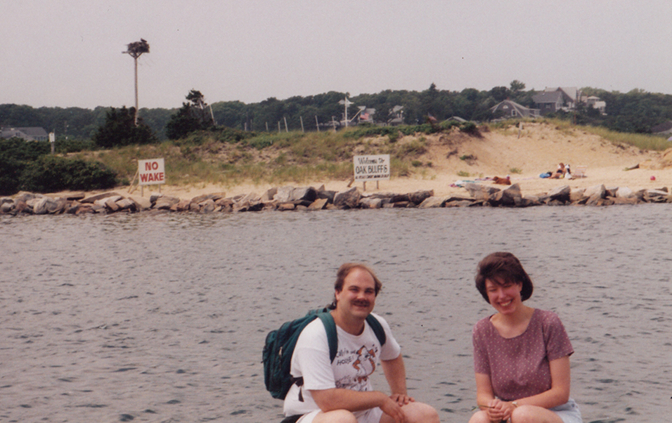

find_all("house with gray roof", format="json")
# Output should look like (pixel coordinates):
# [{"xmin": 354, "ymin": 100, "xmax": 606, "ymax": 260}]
[
  {"xmin": 651, "ymin": 121, "xmax": 672, "ymax": 136},
  {"xmin": 533, "ymin": 87, "xmax": 581, "ymax": 115},
  {"xmin": 0, "ymin": 127, "xmax": 49, "ymax": 141},
  {"xmin": 491, "ymin": 100, "xmax": 540, "ymax": 119}
]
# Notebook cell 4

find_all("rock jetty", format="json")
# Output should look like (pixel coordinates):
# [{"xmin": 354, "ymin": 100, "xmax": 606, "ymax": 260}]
[{"xmin": 1, "ymin": 183, "xmax": 671, "ymax": 216}]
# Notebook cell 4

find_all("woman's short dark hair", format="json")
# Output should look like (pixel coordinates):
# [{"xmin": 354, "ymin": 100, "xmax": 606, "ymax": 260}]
[
  {"xmin": 475, "ymin": 252, "xmax": 534, "ymax": 303},
  {"xmin": 328, "ymin": 263, "xmax": 382, "ymax": 309}
]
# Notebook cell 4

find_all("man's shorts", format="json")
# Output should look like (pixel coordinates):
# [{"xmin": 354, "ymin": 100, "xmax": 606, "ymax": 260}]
[{"xmin": 296, "ymin": 407, "xmax": 383, "ymax": 423}]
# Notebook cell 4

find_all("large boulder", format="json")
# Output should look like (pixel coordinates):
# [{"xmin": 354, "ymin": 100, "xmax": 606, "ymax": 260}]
[
  {"xmin": 128, "ymin": 195, "xmax": 152, "ymax": 210},
  {"xmin": 191, "ymin": 192, "xmax": 226, "ymax": 204},
  {"xmin": 464, "ymin": 183, "xmax": 500, "ymax": 201},
  {"xmin": 290, "ymin": 187, "xmax": 318, "ymax": 204},
  {"xmin": 82, "ymin": 192, "xmax": 122, "ymax": 204},
  {"xmin": 644, "ymin": 189, "xmax": 670, "ymax": 203},
  {"xmin": 360, "ymin": 197, "xmax": 383, "ymax": 209},
  {"xmin": 583, "ymin": 184, "xmax": 606, "ymax": 200},
  {"xmin": 233, "ymin": 192, "xmax": 263, "ymax": 212},
  {"xmin": 261, "ymin": 187, "xmax": 278, "ymax": 202},
  {"xmin": 548, "ymin": 185, "xmax": 571, "ymax": 203},
  {"xmin": 489, "ymin": 184, "xmax": 522, "ymax": 207},
  {"xmin": 277, "ymin": 203, "xmax": 295, "ymax": 211},
  {"xmin": 308, "ymin": 198, "xmax": 328, "ymax": 211},
  {"xmin": 32, "ymin": 197, "xmax": 51, "ymax": 215},
  {"xmin": 15, "ymin": 192, "xmax": 40, "ymax": 203},
  {"xmin": 0, "ymin": 200, "xmax": 14, "ymax": 214},
  {"xmin": 317, "ymin": 189, "xmax": 337, "ymax": 204},
  {"xmin": 419, "ymin": 196, "xmax": 447, "ymax": 208},
  {"xmin": 334, "ymin": 187, "xmax": 361, "ymax": 209},
  {"xmin": 569, "ymin": 188, "xmax": 586, "ymax": 203},
  {"xmin": 116, "ymin": 198, "xmax": 136, "ymax": 211},
  {"xmin": 215, "ymin": 197, "xmax": 234, "ymax": 212},
  {"xmin": 154, "ymin": 195, "xmax": 180, "ymax": 210},
  {"xmin": 409, "ymin": 190, "xmax": 434, "ymax": 205},
  {"xmin": 273, "ymin": 186, "xmax": 295, "ymax": 203},
  {"xmin": 104, "ymin": 197, "xmax": 120, "ymax": 212},
  {"xmin": 615, "ymin": 187, "xmax": 634, "ymax": 198},
  {"xmin": 199, "ymin": 199, "xmax": 216, "ymax": 213}
]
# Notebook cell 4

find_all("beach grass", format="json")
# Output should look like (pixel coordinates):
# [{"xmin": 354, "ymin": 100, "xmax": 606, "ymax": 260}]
[
  {"xmin": 86, "ymin": 126, "xmax": 433, "ymax": 188},
  {"xmin": 488, "ymin": 118, "xmax": 670, "ymax": 151},
  {"xmin": 84, "ymin": 121, "xmax": 669, "ymax": 189}
]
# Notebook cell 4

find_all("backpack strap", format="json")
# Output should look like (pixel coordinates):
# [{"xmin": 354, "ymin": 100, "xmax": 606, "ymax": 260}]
[
  {"xmin": 366, "ymin": 314, "xmax": 387, "ymax": 347},
  {"xmin": 316, "ymin": 312, "xmax": 339, "ymax": 362}
]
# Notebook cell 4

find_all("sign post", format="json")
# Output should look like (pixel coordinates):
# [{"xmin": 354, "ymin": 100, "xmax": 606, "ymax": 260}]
[
  {"xmin": 49, "ymin": 132, "xmax": 55, "ymax": 155},
  {"xmin": 138, "ymin": 158, "xmax": 165, "ymax": 196},
  {"xmin": 353, "ymin": 154, "xmax": 390, "ymax": 191}
]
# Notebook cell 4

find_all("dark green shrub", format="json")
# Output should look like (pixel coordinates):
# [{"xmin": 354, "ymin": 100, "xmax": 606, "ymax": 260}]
[
  {"xmin": 93, "ymin": 106, "xmax": 157, "ymax": 148},
  {"xmin": 19, "ymin": 155, "xmax": 117, "ymax": 193},
  {"xmin": 0, "ymin": 155, "xmax": 23, "ymax": 196},
  {"xmin": 459, "ymin": 121, "xmax": 480, "ymax": 135},
  {"xmin": 0, "ymin": 138, "xmax": 50, "ymax": 161},
  {"xmin": 54, "ymin": 138, "xmax": 97, "ymax": 153},
  {"xmin": 0, "ymin": 138, "xmax": 51, "ymax": 196}
]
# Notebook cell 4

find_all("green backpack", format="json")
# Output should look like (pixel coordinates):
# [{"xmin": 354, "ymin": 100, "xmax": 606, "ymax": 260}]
[{"xmin": 262, "ymin": 308, "xmax": 386, "ymax": 400}]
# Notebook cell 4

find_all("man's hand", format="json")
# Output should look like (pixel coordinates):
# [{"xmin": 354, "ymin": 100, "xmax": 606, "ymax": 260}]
[
  {"xmin": 390, "ymin": 393, "xmax": 415, "ymax": 407},
  {"xmin": 379, "ymin": 395, "xmax": 408, "ymax": 423}
]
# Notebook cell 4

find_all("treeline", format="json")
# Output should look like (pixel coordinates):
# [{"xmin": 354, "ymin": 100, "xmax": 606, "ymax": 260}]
[
  {"xmin": 0, "ymin": 104, "xmax": 174, "ymax": 140},
  {"xmin": 2, "ymin": 82, "xmax": 672, "ymax": 140}
]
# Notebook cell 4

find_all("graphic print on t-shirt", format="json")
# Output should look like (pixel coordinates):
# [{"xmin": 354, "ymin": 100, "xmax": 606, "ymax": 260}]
[{"xmin": 334, "ymin": 344, "xmax": 378, "ymax": 391}]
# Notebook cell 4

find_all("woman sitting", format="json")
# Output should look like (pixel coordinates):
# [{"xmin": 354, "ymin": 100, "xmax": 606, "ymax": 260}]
[
  {"xmin": 468, "ymin": 252, "xmax": 582, "ymax": 423},
  {"xmin": 549, "ymin": 163, "xmax": 566, "ymax": 179}
]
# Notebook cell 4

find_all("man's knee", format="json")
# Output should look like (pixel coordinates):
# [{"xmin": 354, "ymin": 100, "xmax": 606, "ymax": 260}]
[
  {"xmin": 403, "ymin": 402, "xmax": 440, "ymax": 423},
  {"xmin": 312, "ymin": 409, "xmax": 357, "ymax": 423}
]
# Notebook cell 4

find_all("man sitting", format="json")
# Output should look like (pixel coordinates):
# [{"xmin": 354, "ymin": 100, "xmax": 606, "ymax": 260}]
[{"xmin": 283, "ymin": 263, "xmax": 440, "ymax": 423}]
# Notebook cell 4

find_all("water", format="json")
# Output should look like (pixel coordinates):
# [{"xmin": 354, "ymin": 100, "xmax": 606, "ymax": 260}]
[{"xmin": 1, "ymin": 205, "xmax": 671, "ymax": 423}]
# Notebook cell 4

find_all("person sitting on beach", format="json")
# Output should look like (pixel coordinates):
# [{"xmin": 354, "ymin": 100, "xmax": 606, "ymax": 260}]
[
  {"xmin": 283, "ymin": 263, "xmax": 439, "ymax": 423},
  {"xmin": 468, "ymin": 252, "xmax": 582, "ymax": 423},
  {"xmin": 564, "ymin": 164, "xmax": 572, "ymax": 180},
  {"xmin": 549, "ymin": 163, "xmax": 566, "ymax": 179}
]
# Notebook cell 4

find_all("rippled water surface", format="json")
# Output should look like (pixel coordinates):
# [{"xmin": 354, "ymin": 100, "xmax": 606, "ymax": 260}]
[{"xmin": 1, "ymin": 205, "xmax": 671, "ymax": 423}]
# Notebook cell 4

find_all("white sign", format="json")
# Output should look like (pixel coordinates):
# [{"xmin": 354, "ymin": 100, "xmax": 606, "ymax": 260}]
[
  {"xmin": 353, "ymin": 154, "xmax": 390, "ymax": 181},
  {"xmin": 138, "ymin": 158, "xmax": 165, "ymax": 185},
  {"xmin": 49, "ymin": 132, "xmax": 55, "ymax": 143}
]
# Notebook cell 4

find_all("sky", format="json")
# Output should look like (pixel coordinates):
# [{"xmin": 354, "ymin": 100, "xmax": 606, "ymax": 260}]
[{"xmin": 2, "ymin": 0, "xmax": 672, "ymax": 110}]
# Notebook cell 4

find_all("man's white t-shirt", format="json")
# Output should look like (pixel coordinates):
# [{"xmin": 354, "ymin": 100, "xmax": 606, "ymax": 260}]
[{"xmin": 283, "ymin": 312, "xmax": 401, "ymax": 417}]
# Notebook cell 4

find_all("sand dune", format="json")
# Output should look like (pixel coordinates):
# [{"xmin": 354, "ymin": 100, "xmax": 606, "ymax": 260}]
[{"xmin": 147, "ymin": 122, "xmax": 671, "ymax": 200}]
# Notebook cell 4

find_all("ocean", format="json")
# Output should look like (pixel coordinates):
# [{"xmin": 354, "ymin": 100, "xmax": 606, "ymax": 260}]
[{"xmin": 1, "ymin": 205, "xmax": 670, "ymax": 422}]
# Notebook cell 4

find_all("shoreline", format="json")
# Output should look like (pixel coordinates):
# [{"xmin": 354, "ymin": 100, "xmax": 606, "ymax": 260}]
[
  {"xmin": 2, "ymin": 175, "xmax": 670, "ymax": 216},
  {"xmin": 3, "ymin": 121, "xmax": 672, "ymax": 214}
]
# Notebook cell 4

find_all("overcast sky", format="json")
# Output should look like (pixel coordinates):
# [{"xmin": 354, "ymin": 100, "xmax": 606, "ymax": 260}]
[{"xmin": 3, "ymin": 0, "xmax": 671, "ymax": 110}]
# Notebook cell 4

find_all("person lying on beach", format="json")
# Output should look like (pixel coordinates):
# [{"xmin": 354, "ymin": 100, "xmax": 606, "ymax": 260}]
[
  {"xmin": 468, "ymin": 252, "xmax": 583, "ymax": 423},
  {"xmin": 492, "ymin": 176, "xmax": 511, "ymax": 185},
  {"xmin": 283, "ymin": 263, "xmax": 439, "ymax": 423},
  {"xmin": 549, "ymin": 163, "xmax": 566, "ymax": 179}
]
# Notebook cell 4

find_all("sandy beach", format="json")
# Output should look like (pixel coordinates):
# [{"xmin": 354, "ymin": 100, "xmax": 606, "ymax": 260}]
[{"xmin": 135, "ymin": 123, "xmax": 672, "ymax": 202}]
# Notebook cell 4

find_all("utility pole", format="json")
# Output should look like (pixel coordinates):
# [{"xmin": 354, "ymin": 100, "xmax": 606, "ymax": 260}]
[{"xmin": 123, "ymin": 39, "xmax": 150, "ymax": 126}]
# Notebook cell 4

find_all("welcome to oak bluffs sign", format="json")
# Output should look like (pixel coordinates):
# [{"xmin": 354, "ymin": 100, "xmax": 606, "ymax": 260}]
[{"xmin": 353, "ymin": 154, "xmax": 390, "ymax": 182}]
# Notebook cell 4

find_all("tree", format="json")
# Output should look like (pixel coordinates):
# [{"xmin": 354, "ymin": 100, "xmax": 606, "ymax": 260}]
[
  {"xmin": 490, "ymin": 86, "xmax": 510, "ymax": 102},
  {"xmin": 93, "ymin": 106, "xmax": 156, "ymax": 148},
  {"xmin": 510, "ymin": 80, "xmax": 526, "ymax": 93},
  {"xmin": 165, "ymin": 90, "xmax": 214, "ymax": 139}
]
